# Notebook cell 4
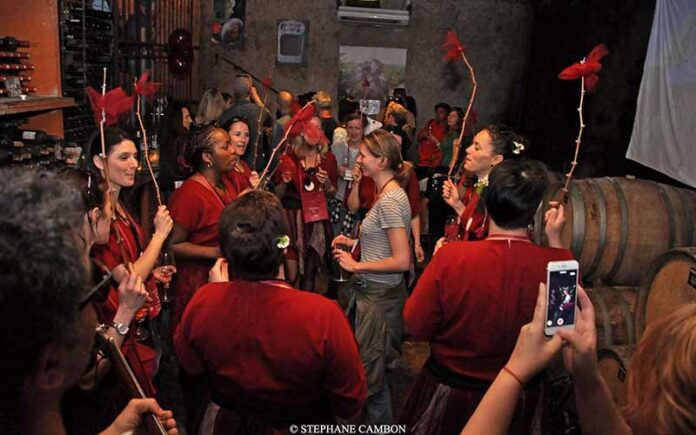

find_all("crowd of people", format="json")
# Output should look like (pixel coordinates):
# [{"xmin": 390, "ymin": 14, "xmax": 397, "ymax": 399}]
[{"xmin": 0, "ymin": 77, "xmax": 694, "ymax": 435}]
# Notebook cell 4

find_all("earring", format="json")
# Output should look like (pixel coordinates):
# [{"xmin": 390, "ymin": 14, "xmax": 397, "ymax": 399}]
[{"xmin": 206, "ymin": 162, "xmax": 213, "ymax": 168}]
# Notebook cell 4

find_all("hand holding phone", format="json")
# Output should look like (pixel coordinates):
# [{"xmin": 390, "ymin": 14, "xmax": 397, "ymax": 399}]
[{"xmin": 545, "ymin": 260, "xmax": 579, "ymax": 336}]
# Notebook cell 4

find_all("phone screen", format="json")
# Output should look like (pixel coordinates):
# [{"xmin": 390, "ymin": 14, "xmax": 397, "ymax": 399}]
[{"xmin": 546, "ymin": 269, "xmax": 578, "ymax": 329}]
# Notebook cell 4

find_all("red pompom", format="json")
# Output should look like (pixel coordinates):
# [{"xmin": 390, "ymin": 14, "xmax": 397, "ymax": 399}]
[
  {"xmin": 284, "ymin": 103, "xmax": 328, "ymax": 147},
  {"xmin": 559, "ymin": 43, "xmax": 609, "ymax": 93},
  {"xmin": 134, "ymin": 71, "xmax": 160, "ymax": 100},
  {"xmin": 442, "ymin": 30, "xmax": 465, "ymax": 63},
  {"xmin": 86, "ymin": 86, "xmax": 134, "ymax": 126}
]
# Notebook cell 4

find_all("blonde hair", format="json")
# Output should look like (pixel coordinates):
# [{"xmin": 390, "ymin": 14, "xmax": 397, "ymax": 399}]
[
  {"xmin": 315, "ymin": 90, "xmax": 332, "ymax": 109},
  {"xmin": 362, "ymin": 129, "xmax": 411, "ymax": 186},
  {"xmin": 626, "ymin": 303, "xmax": 696, "ymax": 435},
  {"xmin": 291, "ymin": 117, "xmax": 329, "ymax": 159},
  {"xmin": 196, "ymin": 88, "xmax": 226, "ymax": 127}
]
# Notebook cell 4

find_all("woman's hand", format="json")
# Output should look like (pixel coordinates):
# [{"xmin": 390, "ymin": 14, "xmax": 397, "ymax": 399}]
[
  {"xmin": 316, "ymin": 168, "xmax": 329, "ymax": 185},
  {"xmin": 432, "ymin": 237, "xmax": 446, "ymax": 257},
  {"xmin": 352, "ymin": 164, "xmax": 363, "ymax": 184},
  {"xmin": 544, "ymin": 201, "xmax": 566, "ymax": 248},
  {"xmin": 153, "ymin": 206, "xmax": 174, "ymax": 238},
  {"xmin": 209, "ymin": 257, "xmax": 229, "ymax": 283},
  {"xmin": 152, "ymin": 266, "xmax": 177, "ymax": 285},
  {"xmin": 333, "ymin": 248, "xmax": 359, "ymax": 273},
  {"xmin": 249, "ymin": 171, "xmax": 260, "ymax": 190},
  {"xmin": 414, "ymin": 244, "xmax": 425, "ymax": 263},
  {"xmin": 506, "ymin": 283, "xmax": 564, "ymax": 383},
  {"xmin": 100, "ymin": 398, "xmax": 178, "ymax": 435},
  {"xmin": 442, "ymin": 179, "xmax": 463, "ymax": 210},
  {"xmin": 557, "ymin": 285, "xmax": 601, "ymax": 386},
  {"xmin": 331, "ymin": 234, "xmax": 357, "ymax": 249},
  {"xmin": 117, "ymin": 273, "xmax": 148, "ymax": 315}
]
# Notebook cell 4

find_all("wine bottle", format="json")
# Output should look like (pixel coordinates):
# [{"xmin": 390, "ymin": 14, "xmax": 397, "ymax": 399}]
[
  {"xmin": 0, "ymin": 51, "xmax": 30, "ymax": 59},
  {"xmin": 0, "ymin": 75, "xmax": 31, "ymax": 82},
  {"xmin": 0, "ymin": 87, "xmax": 36, "ymax": 95},
  {"xmin": 0, "ymin": 63, "xmax": 35, "ymax": 71},
  {"xmin": 13, "ymin": 128, "xmax": 46, "ymax": 142},
  {"xmin": 0, "ymin": 36, "xmax": 30, "ymax": 51}
]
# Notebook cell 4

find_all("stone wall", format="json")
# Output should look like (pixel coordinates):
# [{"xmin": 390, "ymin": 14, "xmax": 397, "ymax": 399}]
[{"xmin": 198, "ymin": 0, "xmax": 533, "ymax": 126}]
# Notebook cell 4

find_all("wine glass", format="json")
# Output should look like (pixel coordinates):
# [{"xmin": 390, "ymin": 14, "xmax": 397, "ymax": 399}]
[
  {"xmin": 159, "ymin": 250, "xmax": 176, "ymax": 304},
  {"xmin": 334, "ymin": 242, "xmax": 351, "ymax": 283},
  {"xmin": 134, "ymin": 305, "xmax": 150, "ymax": 342}
]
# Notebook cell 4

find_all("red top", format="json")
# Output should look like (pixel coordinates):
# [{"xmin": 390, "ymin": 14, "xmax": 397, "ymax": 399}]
[
  {"xmin": 174, "ymin": 280, "xmax": 367, "ymax": 420},
  {"xmin": 168, "ymin": 176, "xmax": 236, "ymax": 329},
  {"xmin": 404, "ymin": 239, "xmax": 574, "ymax": 381},
  {"xmin": 274, "ymin": 150, "xmax": 338, "ymax": 203},
  {"xmin": 350, "ymin": 167, "xmax": 422, "ymax": 217},
  {"xmin": 223, "ymin": 160, "xmax": 253, "ymax": 197},
  {"xmin": 91, "ymin": 205, "xmax": 161, "ymax": 318}
]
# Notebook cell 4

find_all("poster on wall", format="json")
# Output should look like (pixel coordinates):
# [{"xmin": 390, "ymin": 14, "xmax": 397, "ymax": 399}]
[
  {"xmin": 212, "ymin": 0, "xmax": 246, "ymax": 48},
  {"xmin": 338, "ymin": 45, "xmax": 407, "ymax": 115}
]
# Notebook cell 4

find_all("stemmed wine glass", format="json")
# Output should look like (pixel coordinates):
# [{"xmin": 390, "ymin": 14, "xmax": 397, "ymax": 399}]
[
  {"xmin": 159, "ymin": 250, "xmax": 176, "ymax": 304},
  {"xmin": 334, "ymin": 242, "xmax": 351, "ymax": 282}
]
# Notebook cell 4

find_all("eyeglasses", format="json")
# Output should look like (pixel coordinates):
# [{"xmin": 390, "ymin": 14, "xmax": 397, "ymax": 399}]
[{"xmin": 78, "ymin": 269, "xmax": 114, "ymax": 310}]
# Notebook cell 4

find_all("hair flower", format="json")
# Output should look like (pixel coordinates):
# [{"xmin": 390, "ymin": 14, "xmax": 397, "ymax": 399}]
[
  {"xmin": 474, "ymin": 174, "xmax": 489, "ymax": 194},
  {"xmin": 276, "ymin": 235, "xmax": 290, "ymax": 249},
  {"xmin": 512, "ymin": 141, "xmax": 525, "ymax": 155}
]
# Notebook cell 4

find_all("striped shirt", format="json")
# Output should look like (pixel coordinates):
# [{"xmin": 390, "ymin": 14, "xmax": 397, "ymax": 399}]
[{"xmin": 359, "ymin": 187, "xmax": 411, "ymax": 285}]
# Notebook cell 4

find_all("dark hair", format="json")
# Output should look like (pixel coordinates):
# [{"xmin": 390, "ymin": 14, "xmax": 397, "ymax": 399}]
[
  {"xmin": 481, "ymin": 160, "xmax": 549, "ymax": 229},
  {"xmin": 222, "ymin": 92, "xmax": 233, "ymax": 103},
  {"xmin": 482, "ymin": 124, "xmax": 529, "ymax": 160},
  {"xmin": 338, "ymin": 95, "xmax": 360, "ymax": 123},
  {"xmin": 435, "ymin": 102, "xmax": 451, "ymax": 113},
  {"xmin": 222, "ymin": 115, "xmax": 250, "ymax": 132},
  {"xmin": 219, "ymin": 190, "xmax": 288, "ymax": 281},
  {"xmin": 0, "ymin": 169, "xmax": 87, "ymax": 420},
  {"xmin": 159, "ymin": 101, "xmax": 191, "ymax": 144},
  {"xmin": 58, "ymin": 167, "xmax": 104, "ymax": 212},
  {"xmin": 344, "ymin": 112, "xmax": 365, "ymax": 127},
  {"xmin": 182, "ymin": 125, "xmax": 226, "ymax": 172},
  {"xmin": 87, "ymin": 127, "xmax": 137, "ymax": 174}
]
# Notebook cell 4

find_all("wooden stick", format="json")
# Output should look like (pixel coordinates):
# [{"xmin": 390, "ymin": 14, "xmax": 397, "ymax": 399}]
[
  {"xmin": 251, "ymin": 66, "xmax": 274, "ymax": 170},
  {"xmin": 134, "ymin": 79, "xmax": 163, "ymax": 206},
  {"xmin": 448, "ymin": 49, "xmax": 478, "ymax": 178},
  {"xmin": 255, "ymin": 100, "xmax": 316, "ymax": 190},
  {"xmin": 561, "ymin": 72, "xmax": 586, "ymax": 203}
]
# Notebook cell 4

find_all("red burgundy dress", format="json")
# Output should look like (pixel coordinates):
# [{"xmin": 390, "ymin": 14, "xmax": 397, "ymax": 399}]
[
  {"xmin": 174, "ymin": 279, "xmax": 367, "ymax": 434},
  {"xmin": 168, "ymin": 175, "xmax": 235, "ymax": 329},
  {"xmin": 399, "ymin": 238, "xmax": 574, "ymax": 434}
]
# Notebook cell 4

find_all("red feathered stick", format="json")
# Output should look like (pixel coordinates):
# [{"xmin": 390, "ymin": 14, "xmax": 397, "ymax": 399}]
[
  {"xmin": 255, "ymin": 100, "xmax": 321, "ymax": 190},
  {"xmin": 134, "ymin": 72, "xmax": 162, "ymax": 206},
  {"xmin": 558, "ymin": 44, "xmax": 609, "ymax": 202},
  {"xmin": 443, "ymin": 30, "xmax": 478, "ymax": 178},
  {"xmin": 251, "ymin": 67, "xmax": 275, "ymax": 171}
]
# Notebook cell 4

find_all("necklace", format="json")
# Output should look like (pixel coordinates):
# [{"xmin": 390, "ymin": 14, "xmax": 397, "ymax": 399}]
[
  {"xmin": 378, "ymin": 177, "xmax": 396, "ymax": 196},
  {"xmin": 486, "ymin": 233, "xmax": 531, "ymax": 242}
]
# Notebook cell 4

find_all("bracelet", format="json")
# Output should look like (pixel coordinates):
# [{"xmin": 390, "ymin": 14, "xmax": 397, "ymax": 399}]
[{"xmin": 502, "ymin": 366, "xmax": 524, "ymax": 387}]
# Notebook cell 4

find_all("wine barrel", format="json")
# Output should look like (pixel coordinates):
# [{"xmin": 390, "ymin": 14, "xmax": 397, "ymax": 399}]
[
  {"xmin": 586, "ymin": 286, "xmax": 638, "ymax": 346},
  {"xmin": 597, "ymin": 345, "xmax": 635, "ymax": 407},
  {"xmin": 634, "ymin": 247, "xmax": 696, "ymax": 341},
  {"xmin": 534, "ymin": 177, "xmax": 696, "ymax": 286}
]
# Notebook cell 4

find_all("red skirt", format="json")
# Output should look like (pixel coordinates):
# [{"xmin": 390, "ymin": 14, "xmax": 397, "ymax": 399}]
[{"xmin": 172, "ymin": 261, "xmax": 213, "ymax": 332}]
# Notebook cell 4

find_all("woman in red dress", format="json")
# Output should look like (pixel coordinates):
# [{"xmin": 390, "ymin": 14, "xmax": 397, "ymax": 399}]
[
  {"xmin": 89, "ymin": 128, "xmax": 175, "ymax": 394},
  {"xmin": 174, "ymin": 190, "xmax": 366, "ymax": 434},
  {"xmin": 274, "ymin": 114, "xmax": 337, "ymax": 291},
  {"xmin": 168, "ymin": 126, "xmax": 236, "ymax": 329},
  {"xmin": 222, "ymin": 116, "xmax": 260, "ymax": 195},
  {"xmin": 441, "ymin": 125, "xmax": 527, "ymax": 242},
  {"xmin": 399, "ymin": 160, "xmax": 574, "ymax": 434}
]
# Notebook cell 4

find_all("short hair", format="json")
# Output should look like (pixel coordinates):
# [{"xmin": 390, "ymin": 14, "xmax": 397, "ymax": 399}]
[
  {"xmin": 196, "ymin": 88, "xmax": 226, "ymax": 126},
  {"xmin": 232, "ymin": 75, "xmax": 252, "ymax": 98},
  {"xmin": 386, "ymin": 101, "xmax": 408, "ymax": 128},
  {"xmin": 315, "ymin": 91, "xmax": 332, "ymax": 109},
  {"xmin": 482, "ymin": 124, "xmax": 529, "ymax": 160},
  {"xmin": 481, "ymin": 159, "xmax": 549, "ymax": 229},
  {"xmin": 87, "ymin": 127, "xmax": 136, "ymax": 174},
  {"xmin": 183, "ymin": 126, "xmax": 227, "ymax": 172},
  {"xmin": 0, "ymin": 169, "xmax": 87, "ymax": 416},
  {"xmin": 626, "ymin": 303, "xmax": 696, "ymax": 435},
  {"xmin": 221, "ymin": 115, "xmax": 250, "ymax": 132},
  {"xmin": 435, "ymin": 102, "xmax": 451, "ymax": 113},
  {"xmin": 344, "ymin": 112, "xmax": 365, "ymax": 127},
  {"xmin": 219, "ymin": 190, "xmax": 289, "ymax": 281}
]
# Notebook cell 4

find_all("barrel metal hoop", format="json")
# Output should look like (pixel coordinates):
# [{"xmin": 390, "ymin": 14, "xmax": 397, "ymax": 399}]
[
  {"xmin": 606, "ymin": 178, "xmax": 629, "ymax": 283},
  {"xmin": 569, "ymin": 183, "xmax": 585, "ymax": 259},
  {"xmin": 592, "ymin": 289, "xmax": 612, "ymax": 346},
  {"xmin": 610, "ymin": 286, "xmax": 635, "ymax": 345},
  {"xmin": 655, "ymin": 183, "xmax": 676, "ymax": 248},
  {"xmin": 585, "ymin": 178, "xmax": 607, "ymax": 279},
  {"xmin": 680, "ymin": 189, "xmax": 694, "ymax": 246}
]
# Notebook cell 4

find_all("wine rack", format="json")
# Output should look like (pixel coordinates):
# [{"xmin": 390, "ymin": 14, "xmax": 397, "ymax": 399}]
[
  {"xmin": 0, "ymin": 118, "xmax": 75, "ymax": 169},
  {"xmin": 0, "ymin": 36, "xmax": 36, "ymax": 98},
  {"xmin": 59, "ymin": 0, "xmax": 115, "ymax": 149}
]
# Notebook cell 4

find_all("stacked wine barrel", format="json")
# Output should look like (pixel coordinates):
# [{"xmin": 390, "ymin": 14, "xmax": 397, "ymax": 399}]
[{"xmin": 533, "ymin": 177, "xmax": 696, "ymax": 406}]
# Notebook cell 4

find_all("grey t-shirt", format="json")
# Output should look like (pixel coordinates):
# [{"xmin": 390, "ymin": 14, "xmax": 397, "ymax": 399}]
[{"xmin": 359, "ymin": 188, "xmax": 411, "ymax": 286}]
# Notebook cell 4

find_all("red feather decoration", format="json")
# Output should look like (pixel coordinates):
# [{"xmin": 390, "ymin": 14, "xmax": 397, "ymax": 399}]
[
  {"xmin": 442, "ymin": 30, "xmax": 465, "ymax": 63},
  {"xmin": 285, "ymin": 103, "xmax": 328, "ymax": 147},
  {"xmin": 134, "ymin": 71, "xmax": 160, "ymax": 100},
  {"xmin": 86, "ymin": 86, "xmax": 134, "ymax": 126},
  {"xmin": 261, "ymin": 76, "xmax": 273, "ymax": 89},
  {"xmin": 559, "ymin": 43, "xmax": 609, "ymax": 93}
]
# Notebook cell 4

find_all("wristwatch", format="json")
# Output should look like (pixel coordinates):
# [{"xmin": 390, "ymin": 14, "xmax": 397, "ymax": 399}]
[{"xmin": 110, "ymin": 321, "xmax": 130, "ymax": 336}]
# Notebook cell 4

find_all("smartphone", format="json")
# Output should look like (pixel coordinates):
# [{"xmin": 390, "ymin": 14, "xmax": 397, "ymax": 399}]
[{"xmin": 545, "ymin": 260, "xmax": 579, "ymax": 336}]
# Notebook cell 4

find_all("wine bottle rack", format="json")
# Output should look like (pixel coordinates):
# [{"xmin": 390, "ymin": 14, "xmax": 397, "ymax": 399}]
[{"xmin": 59, "ymin": 0, "xmax": 115, "ymax": 148}]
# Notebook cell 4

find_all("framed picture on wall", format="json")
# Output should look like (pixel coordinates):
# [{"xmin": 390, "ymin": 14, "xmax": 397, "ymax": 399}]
[
  {"xmin": 276, "ymin": 20, "xmax": 309, "ymax": 66},
  {"xmin": 211, "ymin": 0, "xmax": 246, "ymax": 48}
]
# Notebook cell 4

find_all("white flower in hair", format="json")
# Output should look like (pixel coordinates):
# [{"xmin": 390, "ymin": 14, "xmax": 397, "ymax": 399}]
[
  {"xmin": 276, "ymin": 235, "xmax": 290, "ymax": 249},
  {"xmin": 512, "ymin": 141, "xmax": 525, "ymax": 155}
]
